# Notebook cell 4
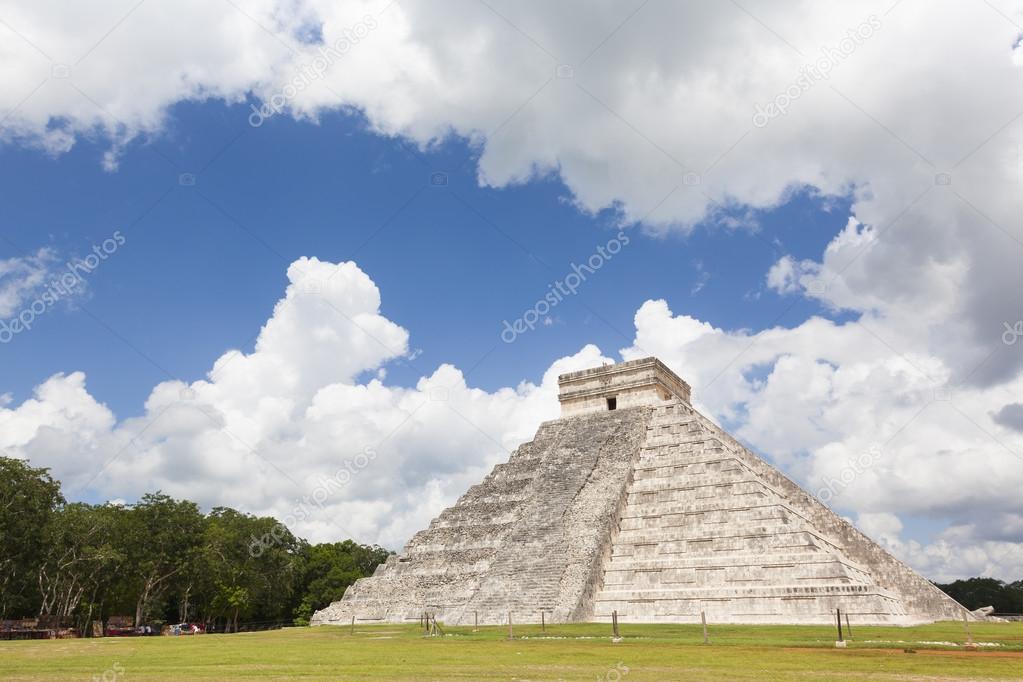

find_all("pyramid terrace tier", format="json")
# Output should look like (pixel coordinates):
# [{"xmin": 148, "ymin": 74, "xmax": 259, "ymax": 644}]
[{"xmin": 593, "ymin": 584, "xmax": 911, "ymax": 624}]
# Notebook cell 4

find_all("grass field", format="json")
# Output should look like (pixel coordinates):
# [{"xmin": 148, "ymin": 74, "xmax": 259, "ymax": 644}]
[{"xmin": 3, "ymin": 621, "xmax": 1023, "ymax": 681}]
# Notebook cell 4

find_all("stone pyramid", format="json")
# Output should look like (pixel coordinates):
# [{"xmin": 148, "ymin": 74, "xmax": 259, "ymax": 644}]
[{"xmin": 312, "ymin": 358, "xmax": 968, "ymax": 626}]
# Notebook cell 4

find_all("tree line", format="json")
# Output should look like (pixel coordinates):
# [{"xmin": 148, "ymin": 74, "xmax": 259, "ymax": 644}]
[
  {"xmin": 0, "ymin": 457, "xmax": 390, "ymax": 632},
  {"xmin": 6, "ymin": 455, "xmax": 1020, "ymax": 633},
  {"xmin": 934, "ymin": 577, "xmax": 1023, "ymax": 614}
]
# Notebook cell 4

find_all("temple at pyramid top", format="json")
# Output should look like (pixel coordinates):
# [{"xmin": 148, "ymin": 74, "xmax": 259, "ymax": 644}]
[{"xmin": 558, "ymin": 356, "xmax": 692, "ymax": 416}]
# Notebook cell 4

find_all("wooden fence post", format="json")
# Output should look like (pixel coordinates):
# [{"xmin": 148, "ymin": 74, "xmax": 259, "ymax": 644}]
[
  {"xmin": 541, "ymin": 610, "xmax": 546, "ymax": 633},
  {"xmin": 701, "ymin": 611, "xmax": 708, "ymax": 644},
  {"xmin": 962, "ymin": 611, "xmax": 976, "ymax": 649}
]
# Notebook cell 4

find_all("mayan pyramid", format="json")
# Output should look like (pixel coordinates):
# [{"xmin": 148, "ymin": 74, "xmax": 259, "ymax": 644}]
[{"xmin": 312, "ymin": 357, "xmax": 968, "ymax": 626}]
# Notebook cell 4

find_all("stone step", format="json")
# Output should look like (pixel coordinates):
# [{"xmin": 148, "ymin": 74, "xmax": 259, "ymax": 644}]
[
  {"xmin": 624, "ymin": 480, "xmax": 778, "ymax": 505},
  {"xmin": 594, "ymin": 583, "xmax": 900, "ymax": 601},
  {"xmin": 633, "ymin": 460, "xmax": 745, "ymax": 479},
  {"xmin": 634, "ymin": 449, "xmax": 740, "ymax": 467},
  {"xmin": 610, "ymin": 529, "xmax": 846, "ymax": 559},
  {"xmin": 601, "ymin": 562, "xmax": 871, "ymax": 588},
  {"xmin": 603, "ymin": 552, "xmax": 870, "ymax": 575},
  {"xmin": 640, "ymin": 436, "xmax": 723, "ymax": 451},
  {"xmin": 629, "ymin": 471, "xmax": 758, "ymax": 492},
  {"xmin": 615, "ymin": 521, "xmax": 819, "ymax": 543},
  {"xmin": 619, "ymin": 506, "xmax": 801, "ymax": 531},
  {"xmin": 618, "ymin": 499, "xmax": 797, "ymax": 519}
]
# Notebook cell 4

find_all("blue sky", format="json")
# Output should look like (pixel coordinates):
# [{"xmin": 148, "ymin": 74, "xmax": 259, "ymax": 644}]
[
  {"xmin": 0, "ymin": 100, "xmax": 850, "ymax": 418},
  {"xmin": 3, "ymin": 0, "xmax": 1022, "ymax": 579}
]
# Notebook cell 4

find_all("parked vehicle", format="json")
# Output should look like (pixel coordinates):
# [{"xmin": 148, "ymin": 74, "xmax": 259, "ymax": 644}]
[{"xmin": 165, "ymin": 622, "xmax": 205, "ymax": 636}]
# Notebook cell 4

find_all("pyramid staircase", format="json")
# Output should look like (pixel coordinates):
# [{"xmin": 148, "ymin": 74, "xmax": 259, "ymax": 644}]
[{"xmin": 313, "ymin": 409, "xmax": 652, "ymax": 625}]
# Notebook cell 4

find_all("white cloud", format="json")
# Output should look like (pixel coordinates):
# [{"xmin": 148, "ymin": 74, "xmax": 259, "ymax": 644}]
[
  {"xmin": 0, "ymin": 248, "xmax": 58, "ymax": 317},
  {"xmin": 858, "ymin": 513, "xmax": 1023, "ymax": 583},
  {"xmin": 3, "ymin": 0, "xmax": 1023, "ymax": 579},
  {"xmin": 993, "ymin": 403, "xmax": 1023, "ymax": 433},
  {"xmin": 620, "ymin": 297, "xmax": 1023, "ymax": 579},
  {"xmin": 766, "ymin": 255, "xmax": 801, "ymax": 295},
  {"xmin": 3, "ymin": 257, "xmax": 1022, "ymax": 579},
  {"xmin": 690, "ymin": 259, "xmax": 710, "ymax": 295},
  {"xmin": 5, "ymin": 0, "xmax": 1021, "ymax": 384},
  {"xmin": 0, "ymin": 258, "xmax": 612, "ymax": 549}
]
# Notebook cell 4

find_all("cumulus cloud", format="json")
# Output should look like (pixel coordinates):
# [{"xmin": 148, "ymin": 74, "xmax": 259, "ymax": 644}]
[
  {"xmin": 0, "ymin": 258, "xmax": 612, "ymax": 549},
  {"xmin": 0, "ymin": 248, "xmax": 58, "ymax": 317},
  {"xmin": 2, "ymin": 257, "xmax": 1022, "ymax": 578},
  {"xmin": 765, "ymin": 255, "xmax": 803, "ymax": 295},
  {"xmin": 3, "ymin": 0, "xmax": 1023, "ymax": 578},
  {"xmin": 4, "ymin": 1, "xmax": 1022, "ymax": 382},
  {"xmin": 621, "ymin": 298, "xmax": 1023, "ymax": 579},
  {"xmin": 992, "ymin": 403, "xmax": 1023, "ymax": 433},
  {"xmin": 858, "ymin": 512, "xmax": 1023, "ymax": 583}
]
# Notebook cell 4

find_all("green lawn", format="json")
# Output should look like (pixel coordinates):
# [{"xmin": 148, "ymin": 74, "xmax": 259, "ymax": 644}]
[{"xmin": 3, "ymin": 621, "xmax": 1022, "ymax": 681}]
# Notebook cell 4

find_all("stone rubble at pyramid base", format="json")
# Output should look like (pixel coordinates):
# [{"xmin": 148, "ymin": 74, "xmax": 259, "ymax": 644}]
[{"xmin": 311, "ymin": 358, "xmax": 969, "ymax": 627}]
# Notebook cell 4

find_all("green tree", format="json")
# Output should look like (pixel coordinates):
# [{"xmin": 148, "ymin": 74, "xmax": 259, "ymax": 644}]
[
  {"xmin": 122, "ymin": 493, "xmax": 205, "ymax": 625},
  {"xmin": 0, "ymin": 457, "xmax": 63, "ymax": 618},
  {"xmin": 191, "ymin": 509, "xmax": 303, "ymax": 631},
  {"xmin": 936, "ymin": 577, "xmax": 1023, "ymax": 613},
  {"xmin": 36, "ymin": 503, "xmax": 126, "ymax": 626},
  {"xmin": 0, "ymin": 456, "xmax": 394, "ymax": 631},
  {"xmin": 67, "ymin": 503, "xmax": 131, "ymax": 630},
  {"xmin": 292, "ymin": 541, "xmax": 390, "ymax": 625}
]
